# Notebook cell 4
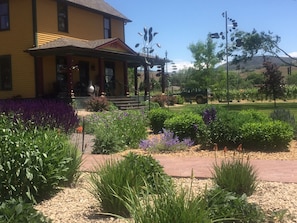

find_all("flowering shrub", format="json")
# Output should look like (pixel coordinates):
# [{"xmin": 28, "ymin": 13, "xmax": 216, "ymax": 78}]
[
  {"xmin": 0, "ymin": 99, "xmax": 79, "ymax": 134},
  {"xmin": 212, "ymin": 145, "xmax": 258, "ymax": 196},
  {"xmin": 85, "ymin": 110, "xmax": 148, "ymax": 154},
  {"xmin": 139, "ymin": 129, "xmax": 194, "ymax": 152},
  {"xmin": 85, "ymin": 96, "xmax": 110, "ymax": 112}
]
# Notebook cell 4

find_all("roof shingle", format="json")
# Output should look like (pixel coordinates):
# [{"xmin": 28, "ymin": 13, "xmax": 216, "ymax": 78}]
[{"xmin": 67, "ymin": 0, "xmax": 131, "ymax": 22}]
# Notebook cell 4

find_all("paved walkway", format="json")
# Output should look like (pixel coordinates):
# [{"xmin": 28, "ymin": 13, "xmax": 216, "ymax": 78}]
[
  {"xmin": 72, "ymin": 133, "xmax": 297, "ymax": 183},
  {"xmin": 80, "ymin": 154, "xmax": 297, "ymax": 183}
]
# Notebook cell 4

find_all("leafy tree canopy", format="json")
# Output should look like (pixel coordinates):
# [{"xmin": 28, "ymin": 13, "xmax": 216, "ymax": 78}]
[{"xmin": 221, "ymin": 29, "xmax": 297, "ymax": 67}]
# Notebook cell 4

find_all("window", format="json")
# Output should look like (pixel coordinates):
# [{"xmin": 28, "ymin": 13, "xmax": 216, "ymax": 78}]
[
  {"xmin": 104, "ymin": 17, "xmax": 111, "ymax": 38},
  {"xmin": 57, "ymin": 2, "xmax": 68, "ymax": 32},
  {"xmin": 0, "ymin": 0, "xmax": 9, "ymax": 31},
  {"xmin": 0, "ymin": 55, "xmax": 12, "ymax": 90}
]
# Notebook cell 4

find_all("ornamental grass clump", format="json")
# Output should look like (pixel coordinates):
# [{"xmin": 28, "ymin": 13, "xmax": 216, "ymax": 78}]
[
  {"xmin": 139, "ymin": 128, "xmax": 194, "ymax": 153},
  {"xmin": 212, "ymin": 145, "xmax": 258, "ymax": 196},
  {"xmin": 89, "ymin": 152, "xmax": 173, "ymax": 218}
]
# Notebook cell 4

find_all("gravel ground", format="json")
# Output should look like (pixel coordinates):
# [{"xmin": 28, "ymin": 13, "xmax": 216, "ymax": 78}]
[
  {"xmin": 37, "ymin": 111, "xmax": 297, "ymax": 222},
  {"xmin": 35, "ymin": 174, "xmax": 297, "ymax": 223}
]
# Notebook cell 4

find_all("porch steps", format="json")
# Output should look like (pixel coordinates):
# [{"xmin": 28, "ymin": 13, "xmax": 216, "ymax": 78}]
[{"xmin": 107, "ymin": 96, "xmax": 146, "ymax": 110}]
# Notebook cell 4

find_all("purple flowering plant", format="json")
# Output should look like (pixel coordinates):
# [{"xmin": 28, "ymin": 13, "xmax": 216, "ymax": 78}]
[
  {"xmin": 139, "ymin": 128, "xmax": 194, "ymax": 153},
  {"xmin": 202, "ymin": 107, "xmax": 217, "ymax": 125},
  {"xmin": 0, "ymin": 99, "xmax": 79, "ymax": 134}
]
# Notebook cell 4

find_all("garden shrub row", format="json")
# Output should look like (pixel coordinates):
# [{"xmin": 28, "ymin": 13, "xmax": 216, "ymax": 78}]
[
  {"xmin": 0, "ymin": 100, "xmax": 82, "ymax": 222},
  {"xmin": 148, "ymin": 106, "xmax": 294, "ymax": 151}
]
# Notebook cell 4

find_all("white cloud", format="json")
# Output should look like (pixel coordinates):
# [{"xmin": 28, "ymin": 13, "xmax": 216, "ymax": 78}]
[
  {"xmin": 168, "ymin": 60, "xmax": 194, "ymax": 72},
  {"xmin": 289, "ymin": 52, "xmax": 297, "ymax": 58}
]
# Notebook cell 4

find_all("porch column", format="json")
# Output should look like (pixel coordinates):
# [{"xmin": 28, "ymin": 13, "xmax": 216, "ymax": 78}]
[
  {"xmin": 66, "ymin": 55, "xmax": 74, "ymax": 99},
  {"xmin": 134, "ymin": 66, "xmax": 138, "ymax": 95},
  {"xmin": 98, "ymin": 58, "xmax": 105, "ymax": 95},
  {"xmin": 144, "ymin": 65, "xmax": 148, "ymax": 100},
  {"xmin": 123, "ymin": 61, "xmax": 129, "ymax": 95},
  {"xmin": 35, "ymin": 56, "xmax": 44, "ymax": 97}
]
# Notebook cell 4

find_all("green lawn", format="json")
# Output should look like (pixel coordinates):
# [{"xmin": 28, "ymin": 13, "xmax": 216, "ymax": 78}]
[{"xmin": 169, "ymin": 100, "xmax": 297, "ymax": 117}]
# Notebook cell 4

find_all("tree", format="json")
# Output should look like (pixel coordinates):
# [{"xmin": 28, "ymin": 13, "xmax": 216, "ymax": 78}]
[
  {"xmin": 259, "ymin": 60, "xmax": 285, "ymax": 107},
  {"xmin": 224, "ymin": 29, "xmax": 297, "ymax": 67},
  {"xmin": 187, "ymin": 37, "xmax": 219, "ymax": 90}
]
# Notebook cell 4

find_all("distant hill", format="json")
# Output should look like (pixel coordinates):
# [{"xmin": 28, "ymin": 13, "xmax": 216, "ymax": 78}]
[{"xmin": 220, "ymin": 56, "xmax": 295, "ymax": 71}]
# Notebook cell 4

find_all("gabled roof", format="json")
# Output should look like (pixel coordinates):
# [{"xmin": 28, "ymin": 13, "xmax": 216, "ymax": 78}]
[
  {"xmin": 26, "ymin": 37, "xmax": 167, "ymax": 67},
  {"xmin": 67, "ymin": 0, "xmax": 131, "ymax": 22},
  {"xmin": 27, "ymin": 37, "xmax": 136, "ymax": 54}
]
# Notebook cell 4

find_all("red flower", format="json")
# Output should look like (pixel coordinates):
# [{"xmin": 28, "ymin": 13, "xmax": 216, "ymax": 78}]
[{"xmin": 76, "ymin": 126, "xmax": 83, "ymax": 133}]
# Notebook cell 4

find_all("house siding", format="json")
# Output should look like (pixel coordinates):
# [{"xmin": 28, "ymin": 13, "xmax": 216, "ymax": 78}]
[
  {"xmin": 0, "ymin": 0, "xmax": 35, "ymax": 98},
  {"xmin": 36, "ymin": 1, "xmax": 125, "ymax": 45}
]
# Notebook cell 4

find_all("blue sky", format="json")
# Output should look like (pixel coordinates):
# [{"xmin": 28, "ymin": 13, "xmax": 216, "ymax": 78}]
[{"xmin": 106, "ymin": 0, "xmax": 297, "ymax": 70}]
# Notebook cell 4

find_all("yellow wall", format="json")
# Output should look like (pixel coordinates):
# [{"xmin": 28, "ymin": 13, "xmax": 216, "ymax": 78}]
[
  {"xmin": 0, "ymin": 0, "xmax": 35, "ymax": 98},
  {"xmin": 0, "ymin": 0, "xmax": 127, "ymax": 99},
  {"xmin": 36, "ymin": 1, "xmax": 125, "ymax": 45}
]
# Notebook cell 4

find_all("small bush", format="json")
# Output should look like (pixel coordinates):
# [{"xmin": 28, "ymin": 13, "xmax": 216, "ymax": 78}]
[
  {"xmin": 0, "ymin": 99, "xmax": 79, "ymax": 134},
  {"xmin": 0, "ymin": 198, "xmax": 51, "ymax": 223},
  {"xmin": 0, "ymin": 114, "xmax": 81, "ymax": 203},
  {"xmin": 204, "ymin": 187, "xmax": 265, "ymax": 222},
  {"xmin": 125, "ymin": 183, "xmax": 211, "ymax": 223},
  {"xmin": 206, "ymin": 109, "xmax": 270, "ymax": 148},
  {"xmin": 174, "ymin": 95, "xmax": 185, "ymax": 104},
  {"xmin": 241, "ymin": 121, "xmax": 293, "ymax": 151},
  {"xmin": 139, "ymin": 128, "xmax": 194, "ymax": 153},
  {"xmin": 151, "ymin": 95, "xmax": 168, "ymax": 107},
  {"xmin": 91, "ymin": 110, "xmax": 148, "ymax": 154},
  {"xmin": 86, "ymin": 96, "xmax": 110, "ymax": 112},
  {"xmin": 212, "ymin": 153, "xmax": 258, "ymax": 196},
  {"xmin": 148, "ymin": 108, "xmax": 174, "ymax": 134},
  {"xmin": 164, "ymin": 112, "xmax": 207, "ymax": 144},
  {"xmin": 270, "ymin": 108, "xmax": 297, "ymax": 138},
  {"xmin": 89, "ymin": 153, "xmax": 173, "ymax": 217}
]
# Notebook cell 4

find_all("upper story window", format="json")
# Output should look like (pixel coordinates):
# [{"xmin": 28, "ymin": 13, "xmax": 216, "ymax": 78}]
[
  {"xmin": 57, "ymin": 2, "xmax": 68, "ymax": 32},
  {"xmin": 0, "ymin": 0, "xmax": 9, "ymax": 31},
  {"xmin": 104, "ymin": 17, "xmax": 111, "ymax": 38},
  {"xmin": 0, "ymin": 55, "xmax": 12, "ymax": 90}
]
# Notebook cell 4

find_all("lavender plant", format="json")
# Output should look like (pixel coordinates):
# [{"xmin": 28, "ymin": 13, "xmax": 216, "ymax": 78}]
[
  {"xmin": 139, "ymin": 128, "xmax": 194, "ymax": 153},
  {"xmin": 0, "ymin": 99, "xmax": 79, "ymax": 134}
]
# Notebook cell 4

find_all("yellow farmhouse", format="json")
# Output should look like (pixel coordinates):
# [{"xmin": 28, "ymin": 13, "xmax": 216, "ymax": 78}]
[{"xmin": 0, "ymin": 0, "xmax": 165, "ymax": 100}]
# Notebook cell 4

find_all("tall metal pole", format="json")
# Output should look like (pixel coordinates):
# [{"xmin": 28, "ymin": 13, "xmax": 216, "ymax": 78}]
[{"xmin": 225, "ymin": 11, "xmax": 230, "ymax": 108}]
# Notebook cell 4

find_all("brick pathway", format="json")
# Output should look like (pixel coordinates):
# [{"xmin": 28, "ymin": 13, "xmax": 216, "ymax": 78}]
[{"xmin": 80, "ymin": 154, "xmax": 297, "ymax": 183}]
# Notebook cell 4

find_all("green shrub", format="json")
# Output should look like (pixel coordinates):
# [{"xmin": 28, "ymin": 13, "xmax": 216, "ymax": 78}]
[
  {"xmin": 164, "ymin": 112, "xmax": 207, "ymax": 144},
  {"xmin": 0, "ymin": 114, "xmax": 81, "ymax": 203},
  {"xmin": 241, "ymin": 121, "xmax": 293, "ymax": 151},
  {"xmin": 91, "ymin": 110, "xmax": 148, "ymax": 154},
  {"xmin": 125, "ymin": 183, "xmax": 212, "ymax": 223},
  {"xmin": 204, "ymin": 188, "xmax": 265, "ymax": 222},
  {"xmin": 270, "ymin": 108, "xmax": 297, "ymax": 138},
  {"xmin": 86, "ymin": 96, "xmax": 110, "ymax": 112},
  {"xmin": 207, "ymin": 109, "xmax": 270, "ymax": 148},
  {"xmin": 0, "ymin": 198, "xmax": 51, "ymax": 223},
  {"xmin": 148, "ymin": 108, "xmax": 174, "ymax": 134},
  {"xmin": 89, "ymin": 153, "xmax": 173, "ymax": 217},
  {"xmin": 212, "ymin": 156, "xmax": 258, "ymax": 196},
  {"xmin": 174, "ymin": 95, "xmax": 185, "ymax": 104}
]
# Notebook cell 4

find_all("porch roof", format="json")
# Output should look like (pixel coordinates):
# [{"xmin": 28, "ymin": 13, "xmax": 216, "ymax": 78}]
[{"xmin": 26, "ymin": 37, "xmax": 167, "ymax": 67}]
